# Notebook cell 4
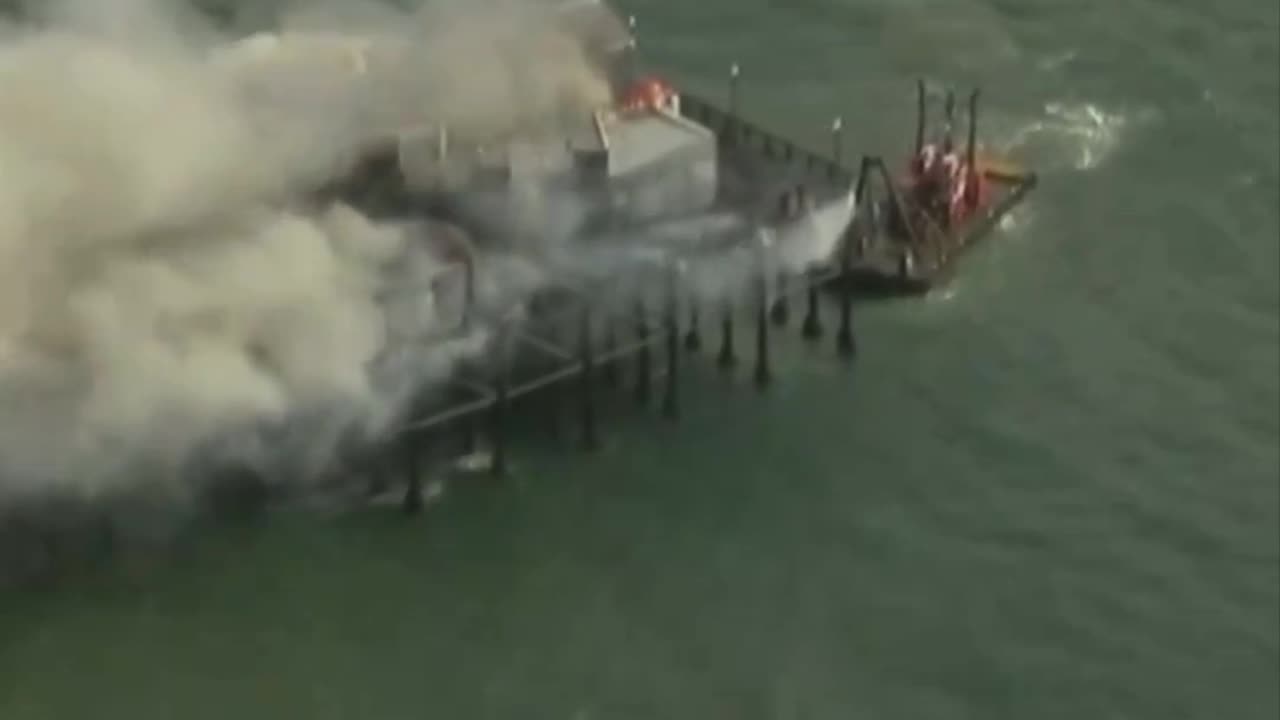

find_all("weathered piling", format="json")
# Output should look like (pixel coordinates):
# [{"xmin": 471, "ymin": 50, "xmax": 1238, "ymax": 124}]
[
  {"xmin": 802, "ymin": 282, "xmax": 823, "ymax": 340},
  {"xmin": 717, "ymin": 299, "xmax": 737, "ymax": 371},
  {"xmin": 662, "ymin": 276, "xmax": 680, "ymax": 419},
  {"xmin": 634, "ymin": 299, "xmax": 651, "ymax": 404},
  {"xmin": 754, "ymin": 273, "xmax": 772, "ymax": 389},
  {"xmin": 685, "ymin": 299, "xmax": 702, "ymax": 352},
  {"xmin": 770, "ymin": 273, "xmax": 789, "ymax": 326},
  {"xmin": 836, "ymin": 230, "xmax": 857, "ymax": 360},
  {"xmin": 402, "ymin": 431, "xmax": 423, "ymax": 514}
]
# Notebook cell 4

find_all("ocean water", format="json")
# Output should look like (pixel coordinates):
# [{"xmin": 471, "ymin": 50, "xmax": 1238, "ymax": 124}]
[{"xmin": 2, "ymin": 0, "xmax": 1277, "ymax": 718}]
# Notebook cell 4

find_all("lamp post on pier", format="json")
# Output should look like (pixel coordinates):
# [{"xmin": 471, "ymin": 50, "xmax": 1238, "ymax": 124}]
[
  {"xmin": 728, "ymin": 63, "xmax": 740, "ymax": 116},
  {"xmin": 831, "ymin": 116, "xmax": 844, "ymax": 165}
]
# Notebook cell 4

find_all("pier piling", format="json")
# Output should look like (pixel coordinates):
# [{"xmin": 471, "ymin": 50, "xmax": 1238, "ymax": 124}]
[
  {"xmin": 754, "ymin": 275, "xmax": 772, "ymax": 390},
  {"xmin": 685, "ymin": 300, "xmax": 702, "ymax": 352},
  {"xmin": 402, "ymin": 432, "xmax": 422, "ymax": 514},
  {"xmin": 717, "ymin": 300, "xmax": 737, "ymax": 371},
  {"xmin": 662, "ymin": 285, "xmax": 680, "ymax": 419},
  {"xmin": 802, "ymin": 283, "xmax": 823, "ymax": 340},
  {"xmin": 634, "ymin": 299, "xmax": 652, "ymax": 405},
  {"xmin": 836, "ymin": 234, "xmax": 857, "ymax": 360},
  {"xmin": 770, "ymin": 273, "xmax": 789, "ymax": 326}
]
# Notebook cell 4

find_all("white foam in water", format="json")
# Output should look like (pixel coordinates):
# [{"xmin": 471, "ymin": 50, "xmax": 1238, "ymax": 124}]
[
  {"xmin": 1035, "ymin": 49, "xmax": 1079, "ymax": 72},
  {"xmin": 1001, "ymin": 101, "xmax": 1132, "ymax": 171}
]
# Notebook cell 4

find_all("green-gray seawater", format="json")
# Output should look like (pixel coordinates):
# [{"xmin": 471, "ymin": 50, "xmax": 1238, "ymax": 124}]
[{"xmin": 2, "ymin": 0, "xmax": 1277, "ymax": 717}]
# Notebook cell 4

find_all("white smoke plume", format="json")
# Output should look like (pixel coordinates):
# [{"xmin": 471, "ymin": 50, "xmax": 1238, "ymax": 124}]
[{"xmin": 0, "ymin": 0, "xmax": 614, "ymax": 504}]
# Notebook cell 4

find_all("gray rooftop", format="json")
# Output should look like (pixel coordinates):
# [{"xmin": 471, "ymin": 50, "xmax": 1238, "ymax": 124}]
[{"xmin": 601, "ymin": 110, "xmax": 717, "ymax": 177}]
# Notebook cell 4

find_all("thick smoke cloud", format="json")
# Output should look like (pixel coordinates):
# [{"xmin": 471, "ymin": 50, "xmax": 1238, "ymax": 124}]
[
  {"xmin": 0, "ymin": 0, "xmax": 612, "ymax": 503},
  {"xmin": 0, "ymin": 0, "xmax": 853, "ymax": 518}
]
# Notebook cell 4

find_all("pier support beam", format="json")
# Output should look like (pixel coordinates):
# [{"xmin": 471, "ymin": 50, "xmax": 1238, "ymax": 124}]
[
  {"xmin": 684, "ymin": 300, "xmax": 702, "ymax": 352},
  {"xmin": 634, "ymin": 299, "xmax": 651, "ymax": 405},
  {"xmin": 717, "ymin": 300, "xmax": 737, "ymax": 371},
  {"xmin": 754, "ymin": 275, "xmax": 772, "ymax": 390},
  {"xmin": 802, "ymin": 282, "xmax": 823, "ymax": 340},
  {"xmin": 662, "ymin": 287, "xmax": 680, "ymax": 419},
  {"xmin": 402, "ymin": 431, "xmax": 422, "ymax": 514},
  {"xmin": 770, "ymin": 273, "xmax": 789, "ymax": 326},
  {"xmin": 836, "ymin": 233, "xmax": 857, "ymax": 361}
]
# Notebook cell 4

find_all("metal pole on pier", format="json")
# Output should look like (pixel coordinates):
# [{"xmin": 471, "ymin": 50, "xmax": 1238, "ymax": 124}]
[
  {"xmin": 626, "ymin": 16, "xmax": 638, "ymax": 85},
  {"xmin": 966, "ymin": 88, "xmax": 980, "ymax": 209},
  {"xmin": 461, "ymin": 250, "xmax": 475, "ymax": 333},
  {"xmin": 728, "ymin": 63, "xmax": 740, "ymax": 116},
  {"xmin": 914, "ymin": 79, "xmax": 926, "ymax": 156},
  {"xmin": 832, "ymin": 116, "xmax": 844, "ymax": 165}
]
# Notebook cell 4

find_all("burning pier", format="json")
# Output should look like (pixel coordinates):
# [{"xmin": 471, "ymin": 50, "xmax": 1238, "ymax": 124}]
[
  {"xmin": 0, "ymin": 4, "xmax": 1039, "ymax": 589},
  {"xmin": 356, "ymin": 83, "xmax": 868, "ymax": 512},
  {"xmin": 360, "ymin": 65, "xmax": 1036, "ymax": 513}
]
